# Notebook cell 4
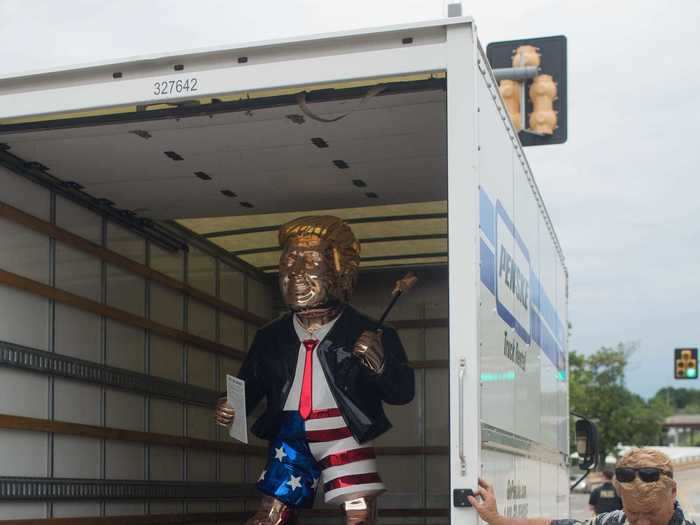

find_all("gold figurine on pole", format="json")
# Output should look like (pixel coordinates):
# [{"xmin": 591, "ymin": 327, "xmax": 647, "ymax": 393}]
[{"xmin": 215, "ymin": 216, "xmax": 416, "ymax": 525}]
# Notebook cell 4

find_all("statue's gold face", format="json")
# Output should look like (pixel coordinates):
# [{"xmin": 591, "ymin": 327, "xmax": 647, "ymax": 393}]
[{"xmin": 279, "ymin": 236, "xmax": 340, "ymax": 311}]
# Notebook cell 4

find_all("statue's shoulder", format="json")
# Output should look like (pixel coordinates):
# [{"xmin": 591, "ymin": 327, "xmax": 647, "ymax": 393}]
[{"xmin": 255, "ymin": 311, "xmax": 293, "ymax": 337}]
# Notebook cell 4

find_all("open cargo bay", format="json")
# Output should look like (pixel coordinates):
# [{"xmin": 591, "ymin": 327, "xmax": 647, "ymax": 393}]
[{"xmin": 0, "ymin": 17, "xmax": 568, "ymax": 524}]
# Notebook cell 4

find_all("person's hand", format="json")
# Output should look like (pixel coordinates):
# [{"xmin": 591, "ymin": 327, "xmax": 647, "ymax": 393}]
[
  {"xmin": 214, "ymin": 396, "xmax": 235, "ymax": 427},
  {"xmin": 468, "ymin": 478, "xmax": 505, "ymax": 525},
  {"xmin": 352, "ymin": 330, "xmax": 385, "ymax": 374}
]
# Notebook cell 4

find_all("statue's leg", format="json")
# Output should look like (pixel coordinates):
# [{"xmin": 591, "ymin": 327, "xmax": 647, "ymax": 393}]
[
  {"xmin": 343, "ymin": 496, "xmax": 378, "ymax": 525},
  {"xmin": 244, "ymin": 495, "xmax": 295, "ymax": 525},
  {"xmin": 317, "ymin": 440, "xmax": 385, "ymax": 522},
  {"xmin": 252, "ymin": 413, "xmax": 320, "ymax": 524}
]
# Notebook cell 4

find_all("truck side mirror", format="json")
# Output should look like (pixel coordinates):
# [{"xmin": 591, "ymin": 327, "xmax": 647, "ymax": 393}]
[{"xmin": 575, "ymin": 418, "xmax": 599, "ymax": 471}]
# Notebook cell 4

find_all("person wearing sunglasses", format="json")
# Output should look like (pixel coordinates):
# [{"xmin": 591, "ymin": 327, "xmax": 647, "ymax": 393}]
[{"xmin": 467, "ymin": 448, "xmax": 695, "ymax": 525}]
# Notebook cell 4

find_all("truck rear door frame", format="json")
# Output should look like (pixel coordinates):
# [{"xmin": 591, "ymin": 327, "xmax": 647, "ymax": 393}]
[{"xmin": 0, "ymin": 17, "xmax": 484, "ymax": 525}]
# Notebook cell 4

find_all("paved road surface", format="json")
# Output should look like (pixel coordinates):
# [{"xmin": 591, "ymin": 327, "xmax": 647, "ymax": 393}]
[
  {"xmin": 570, "ymin": 493, "xmax": 593, "ymax": 521},
  {"xmin": 676, "ymin": 465, "xmax": 700, "ymax": 523}
]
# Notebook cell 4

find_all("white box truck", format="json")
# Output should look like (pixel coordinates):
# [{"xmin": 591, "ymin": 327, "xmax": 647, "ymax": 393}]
[{"xmin": 0, "ymin": 13, "xmax": 570, "ymax": 524}]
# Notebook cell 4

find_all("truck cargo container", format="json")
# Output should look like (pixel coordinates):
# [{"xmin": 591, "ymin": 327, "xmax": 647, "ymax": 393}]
[{"xmin": 0, "ymin": 13, "xmax": 569, "ymax": 524}]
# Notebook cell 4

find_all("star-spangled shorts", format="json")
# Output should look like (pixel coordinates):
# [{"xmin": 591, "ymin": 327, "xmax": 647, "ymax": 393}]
[{"xmin": 257, "ymin": 411, "xmax": 385, "ymax": 508}]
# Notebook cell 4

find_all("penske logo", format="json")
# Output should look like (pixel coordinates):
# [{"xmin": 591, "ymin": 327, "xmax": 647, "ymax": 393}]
[
  {"xmin": 495, "ymin": 202, "xmax": 531, "ymax": 344},
  {"xmin": 499, "ymin": 245, "xmax": 529, "ymax": 311}
]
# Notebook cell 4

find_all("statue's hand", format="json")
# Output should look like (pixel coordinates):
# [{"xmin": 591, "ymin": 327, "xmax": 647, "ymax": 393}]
[
  {"xmin": 352, "ymin": 330, "xmax": 385, "ymax": 374},
  {"xmin": 214, "ymin": 396, "xmax": 236, "ymax": 427}
]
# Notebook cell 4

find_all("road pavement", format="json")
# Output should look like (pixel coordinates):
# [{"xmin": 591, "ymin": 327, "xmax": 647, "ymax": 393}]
[
  {"xmin": 570, "ymin": 493, "xmax": 592, "ymax": 521},
  {"xmin": 675, "ymin": 465, "xmax": 700, "ymax": 523}
]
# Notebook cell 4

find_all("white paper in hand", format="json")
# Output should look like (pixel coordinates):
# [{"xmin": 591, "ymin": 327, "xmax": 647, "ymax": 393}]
[{"xmin": 226, "ymin": 375, "xmax": 248, "ymax": 444}]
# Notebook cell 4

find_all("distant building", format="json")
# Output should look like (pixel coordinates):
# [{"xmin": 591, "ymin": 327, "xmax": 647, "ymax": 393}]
[{"xmin": 663, "ymin": 414, "xmax": 700, "ymax": 446}]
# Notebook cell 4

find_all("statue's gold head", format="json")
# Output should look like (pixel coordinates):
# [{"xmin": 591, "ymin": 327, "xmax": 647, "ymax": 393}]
[{"xmin": 278, "ymin": 216, "xmax": 360, "ymax": 311}]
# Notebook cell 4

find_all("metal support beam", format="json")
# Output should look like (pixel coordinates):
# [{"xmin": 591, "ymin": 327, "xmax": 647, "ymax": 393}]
[
  {"xmin": 203, "ymin": 213, "xmax": 447, "ymax": 239},
  {"xmin": 492, "ymin": 66, "xmax": 539, "ymax": 82},
  {"xmin": 0, "ymin": 478, "xmax": 257, "ymax": 500},
  {"xmin": 0, "ymin": 339, "xmax": 220, "ymax": 406}
]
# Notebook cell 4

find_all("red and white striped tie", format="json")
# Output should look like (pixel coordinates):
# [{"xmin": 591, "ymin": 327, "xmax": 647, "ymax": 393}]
[{"xmin": 299, "ymin": 339, "xmax": 318, "ymax": 420}]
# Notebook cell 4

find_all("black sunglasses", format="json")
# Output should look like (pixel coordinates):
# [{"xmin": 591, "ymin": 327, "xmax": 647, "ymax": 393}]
[{"xmin": 615, "ymin": 467, "xmax": 673, "ymax": 483}]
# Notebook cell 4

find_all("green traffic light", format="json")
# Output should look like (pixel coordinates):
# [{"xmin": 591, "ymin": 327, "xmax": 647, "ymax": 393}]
[{"xmin": 687, "ymin": 368, "xmax": 697, "ymax": 378}]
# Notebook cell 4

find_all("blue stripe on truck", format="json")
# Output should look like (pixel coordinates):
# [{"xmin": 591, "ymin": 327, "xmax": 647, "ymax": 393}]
[
  {"xmin": 480, "ymin": 239, "xmax": 496, "ymax": 295},
  {"xmin": 530, "ymin": 307, "xmax": 563, "ymax": 371},
  {"xmin": 479, "ymin": 187, "xmax": 496, "ymax": 245},
  {"xmin": 529, "ymin": 272, "xmax": 566, "ymax": 349}
]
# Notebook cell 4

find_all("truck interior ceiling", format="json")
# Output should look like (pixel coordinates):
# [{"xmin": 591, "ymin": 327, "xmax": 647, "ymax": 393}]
[
  {"xmin": 0, "ymin": 75, "xmax": 451, "ymax": 522},
  {"xmin": 0, "ymin": 76, "xmax": 449, "ymax": 271}
]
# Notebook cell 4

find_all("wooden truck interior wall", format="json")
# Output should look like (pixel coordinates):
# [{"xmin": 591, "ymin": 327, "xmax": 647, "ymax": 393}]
[
  {"xmin": 0, "ymin": 163, "xmax": 276, "ymax": 521},
  {"xmin": 0, "ymin": 164, "xmax": 450, "ymax": 523}
]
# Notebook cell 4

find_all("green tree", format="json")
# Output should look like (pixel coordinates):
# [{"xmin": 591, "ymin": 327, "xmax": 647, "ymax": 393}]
[
  {"xmin": 569, "ymin": 343, "xmax": 670, "ymax": 464},
  {"xmin": 651, "ymin": 387, "xmax": 700, "ymax": 414}
]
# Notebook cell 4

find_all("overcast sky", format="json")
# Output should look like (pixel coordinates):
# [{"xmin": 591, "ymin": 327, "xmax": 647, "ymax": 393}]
[{"xmin": 1, "ymin": 0, "xmax": 699, "ymax": 398}]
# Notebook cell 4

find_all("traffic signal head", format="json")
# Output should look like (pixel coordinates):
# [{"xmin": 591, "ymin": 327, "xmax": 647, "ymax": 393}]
[
  {"xmin": 498, "ymin": 79, "xmax": 522, "ymax": 131},
  {"xmin": 674, "ymin": 348, "xmax": 698, "ymax": 379},
  {"xmin": 529, "ymin": 74, "xmax": 558, "ymax": 135},
  {"xmin": 512, "ymin": 45, "xmax": 541, "ymax": 68},
  {"xmin": 487, "ymin": 35, "xmax": 567, "ymax": 147}
]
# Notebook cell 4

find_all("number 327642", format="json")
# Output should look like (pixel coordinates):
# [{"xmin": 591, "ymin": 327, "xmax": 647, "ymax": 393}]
[{"xmin": 153, "ymin": 78, "xmax": 198, "ymax": 96}]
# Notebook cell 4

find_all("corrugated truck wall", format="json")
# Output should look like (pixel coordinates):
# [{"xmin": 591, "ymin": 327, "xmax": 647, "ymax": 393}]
[
  {"xmin": 351, "ymin": 267, "xmax": 449, "ymax": 525},
  {"xmin": 0, "ymin": 163, "xmax": 277, "ymax": 522}
]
